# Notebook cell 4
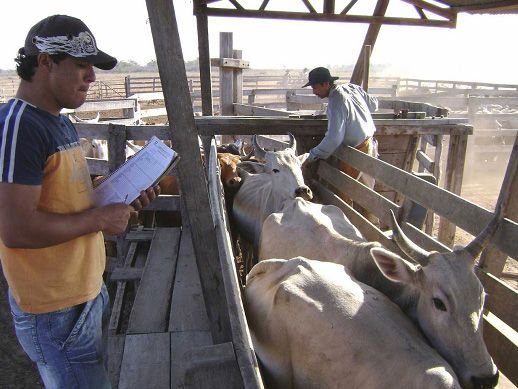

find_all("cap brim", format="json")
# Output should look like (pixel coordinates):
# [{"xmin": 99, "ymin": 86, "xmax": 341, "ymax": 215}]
[
  {"xmin": 85, "ymin": 50, "xmax": 117, "ymax": 70},
  {"xmin": 302, "ymin": 76, "xmax": 339, "ymax": 88}
]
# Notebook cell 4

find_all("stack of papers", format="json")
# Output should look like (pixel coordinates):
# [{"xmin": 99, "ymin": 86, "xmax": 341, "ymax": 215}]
[{"xmin": 93, "ymin": 136, "xmax": 179, "ymax": 207}]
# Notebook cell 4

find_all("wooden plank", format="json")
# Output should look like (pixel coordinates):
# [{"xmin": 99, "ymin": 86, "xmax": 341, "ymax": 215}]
[
  {"xmin": 108, "ymin": 231, "xmax": 144, "ymax": 334},
  {"xmin": 479, "ymin": 134, "xmax": 518, "ymax": 275},
  {"xmin": 483, "ymin": 313, "xmax": 518, "ymax": 386},
  {"xmin": 207, "ymin": 142, "xmax": 263, "ymax": 388},
  {"xmin": 317, "ymin": 160, "xmax": 397, "ymax": 225},
  {"xmin": 86, "ymin": 158, "xmax": 109, "ymax": 176},
  {"xmin": 416, "ymin": 149, "xmax": 435, "ymax": 173},
  {"xmin": 124, "ymin": 229, "xmax": 155, "ymax": 242},
  {"xmin": 211, "ymin": 57, "xmax": 250, "ymax": 69},
  {"xmin": 169, "ymin": 228, "xmax": 211, "ymax": 332},
  {"xmin": 219, "ymin": 32, "xmax": 234, "ymax": 116},
  {"xmin": 170, "ymin": 331, "xmax": 213, "ymax": 389},
  {"xmin": 107, "ymin": 335, "xmax": 125, "ymax": 389},
  {"xmin": 110, "ymin": 267, "xmax": 143, "ymax": 282},
  {"xmin": 233, "ymin": 50, "xmax": 244, "ymax": 105},
  {"xmin": 143, "ymin": 194, "xmax": 182, "ymax": 212},
  {"xmin": 70, "ymin": 98, "xmax": 137, "ymax": 112},
  {"xmin": 233, "ymin": 103, "xmax": 291, "ymax": 117},
  {"xmin": 107, "ymin": 124, "xmax": 129, "ymax": 173},
  {"xmin": 195, "ymin": 4, "xmax": 214, "ymax": 116},
  {"xmin": 477, "ymin": 270, "xmax": 518, "ymax": 330},
  {"xmin": 333, "ymin": 144, "xmax": 518, "ymax": 258},
  {"xmin": 118, "ymin": 333, "xmax": 171, "ymax": 389},
  {"xmin": 127, "ymin": 228, "xmax": 181, "ymax": 334},
  {"xmin": 438, "ymin": 134, "xmax": 468, "ymax": 246},
  {"xmin": 184, "ymin": 342, "xmax": 243, "ymax": 389},
  {"xmin": 78, "ymin": 118, "xmax": 472, "ymax": 139},
  {"xmin": 146, "ymin": 0, "xmax": 232, "ymax": 343},
  {"xmin": 194, "ymin": 116, "xmax": 471, "ymax": 136}
]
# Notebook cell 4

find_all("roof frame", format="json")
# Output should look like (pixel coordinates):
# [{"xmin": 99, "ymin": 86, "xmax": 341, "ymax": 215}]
[{"xmin": 194, "ymin": 0, "xmax": 457, "ymax": 27}]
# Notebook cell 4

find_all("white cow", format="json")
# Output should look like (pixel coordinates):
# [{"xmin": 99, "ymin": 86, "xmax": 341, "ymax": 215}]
[
  {"xmin": 258, "ymin": 198, "xmax": 500, "ymax": 389},
  {"xmin": 246, "ymin": 257, "xmax": 461, "ymax": 389},
  {"xmin": 231, "ymin": 133, "xmax": 312, "ymax": 251},
  {"xmin": 80, "ymin": 138, "xmax": 108, "ymax": 159}
]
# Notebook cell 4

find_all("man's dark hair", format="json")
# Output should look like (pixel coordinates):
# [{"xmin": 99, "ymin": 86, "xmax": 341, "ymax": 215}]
[{"xmin": 15, "ymin": 48, "xmax": 68, "ymax": 81}]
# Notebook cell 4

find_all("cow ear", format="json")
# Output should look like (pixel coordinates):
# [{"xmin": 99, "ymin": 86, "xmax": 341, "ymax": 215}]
[
  {"xmin": 298, "ymin": 153, "xmax": 310, "ymax": 164},
  {"xmin": 369, "ymin": 247, "xmax": 419, "ymax": 285}
]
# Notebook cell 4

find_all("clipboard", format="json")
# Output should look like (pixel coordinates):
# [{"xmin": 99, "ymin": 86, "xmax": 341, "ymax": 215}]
[{"xmin": 92, "ymin": 136, "xmax": 180, "ymax": 207}]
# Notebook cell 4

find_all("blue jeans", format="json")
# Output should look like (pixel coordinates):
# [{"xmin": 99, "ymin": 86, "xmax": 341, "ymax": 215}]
[{"xmin": 9, "ymin": 284, "xmax": 111, "ymax": 389}]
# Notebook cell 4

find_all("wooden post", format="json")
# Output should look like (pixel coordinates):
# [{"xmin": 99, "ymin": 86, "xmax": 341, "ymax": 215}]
[
  {"xmin": 107, "ymin": 124, "xmax": 127, "ymax": 173},
  {"xmin": 195, "ymin": 2, "xmax": 214, "ymax": 157},
  {"xmin": 124, "ymin": 75, "xmax": 131, "ymax": 97},
  {"xmin": 350, "ymin": 0, "xmax": 389, "ymax": 85},
  {"xmin": 233, "ymin": 49, "xmax": 243, "ymax": 105},
  {"xmin": 363, "ymin": 45, "xmax": 371, "ymax": 91},
  {"xmin": 437, "ymin": 132, "xmax": 469, "ymax": 246},
  {"xmin": 479, "ymin": 134, "xmax": 518, "ymax": 276},
  {"xmin": 146, "ymin": 0, "xmax": 232, "ymax": 343},
  {"xmin": 219, "ymin": 32, "xmax": 234, "ymax": 116},
  {"xmin": 219, "ymin": 32, "xmax": 234, "ymax": 145},
  {"xmin": 195, "ymin": 3, "xmax": 213, "ymax": 117}
]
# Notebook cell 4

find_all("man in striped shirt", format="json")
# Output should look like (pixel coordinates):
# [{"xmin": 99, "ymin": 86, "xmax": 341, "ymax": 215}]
[{"xmin": 0, "ymin": 15, "xmax": 158, "ymax": 388}]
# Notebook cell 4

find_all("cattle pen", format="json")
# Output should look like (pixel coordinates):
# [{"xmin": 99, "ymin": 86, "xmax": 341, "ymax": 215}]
[
  {"xmin": 78, "ymin": 0, "xmax": 518, "ymax": 387},
  {"xmin": 73, "ymin": 114, "xmax": 518, "ymax": 388},
  {"xmin": 2, "ymin": 0, "xmax": 518, "ymax": 388}
]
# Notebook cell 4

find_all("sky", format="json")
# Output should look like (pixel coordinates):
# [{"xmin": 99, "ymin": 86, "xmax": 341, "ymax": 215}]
[{"xmin": 2, "ymin": 0, "xmax": 518, "ymax": 84}]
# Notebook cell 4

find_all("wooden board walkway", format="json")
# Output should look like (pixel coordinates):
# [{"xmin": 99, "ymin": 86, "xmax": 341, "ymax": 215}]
[{"xmin": 107, "ymin": 227, "xmax": 216, "ymax": 388}]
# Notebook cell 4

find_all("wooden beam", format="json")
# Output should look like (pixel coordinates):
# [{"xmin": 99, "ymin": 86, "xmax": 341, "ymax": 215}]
[
  {"xmin": 451, "ymin": 0, "xmax": 518, "ymax": 14},
  {"xmin": 479, "ymin": 134, "xmax": 518, "ymax": 275},
  {"xmin": 228, "ymin": 0, "xmax": 244, "ymax": 10},
  {"xmin": 196, "ymin": 3, "xmax": 214, "ymax": 116},
  {"xmin": 203, "ymin": 8, "xmax": 456, "ymax": 27},
  {"xmin": 301, "ymin": 0, "xmax": 317, "ymax": 13},
  {"xmin": 259, "ymin": 0, "xmax": 270, "ymax": 11},
  {"xmin": 210, "ymin": 57, "xmax": 250, "ymax": 69},
  {"xmin": 219, "ymin": 32, "xmax": 234, "ymax": 116},
  {"xmin": 324, "ymin": 0, "xmax": 335, "ymax": 14},
  {"xmin": 146, "ymin": 0, "xmax": 232, "ymax": 343},
  {"xmin": 401, "ymin": 0, "xmax": 456, "ymax": 20},
  {"xmin": 341, "ymin": 0, "xmax": 359, "ymax": 15},
  {"xmin": 437, "ymin": 133, "xmax": 468, "ymax": 246},
  {"xmin": 350, "ymin": 0, "xmax": 389, "ymax": 85}
]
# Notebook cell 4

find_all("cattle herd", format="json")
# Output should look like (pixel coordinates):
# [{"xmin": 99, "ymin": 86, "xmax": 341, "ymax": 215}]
[{"xmin": 83, "ymin": 135, "xmax": 502, "ymax": 389}]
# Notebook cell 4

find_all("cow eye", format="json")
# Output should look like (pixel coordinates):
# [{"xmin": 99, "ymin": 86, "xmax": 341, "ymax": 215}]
[
  {"xmin": 432, "ymin": 297, "xmax": 447, "ymax": 312},
  {"xmin": 272, "ymin": 168, "xmax": 280, "ymax": 173}
]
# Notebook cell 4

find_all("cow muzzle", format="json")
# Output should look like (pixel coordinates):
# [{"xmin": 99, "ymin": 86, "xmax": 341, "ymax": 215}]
[
  {"xmin": 295, "ymin": 186, "xmax": 313, "ymax": 201},
  {"xmin": 226, "ymin": 176, "xmax": 242, "ymax": 188},
  {"xmin": 471, "ymin": 369, "xmax": 499, "ymax": 389}
]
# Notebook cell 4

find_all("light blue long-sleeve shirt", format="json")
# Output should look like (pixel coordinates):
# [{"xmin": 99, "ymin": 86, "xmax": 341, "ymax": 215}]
[{"xmin": 309, "ymin": 83, "xmax": 378, "ymax": 161}]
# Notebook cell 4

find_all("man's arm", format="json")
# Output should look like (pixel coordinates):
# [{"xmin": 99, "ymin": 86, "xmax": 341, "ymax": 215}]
[
  {"xmin": 0, "ymin": 183, "xmax": 158, "ymax": 249},
  {"xmin": 308, "ymin": 96, "xmax": 347, "ymax": 160}
]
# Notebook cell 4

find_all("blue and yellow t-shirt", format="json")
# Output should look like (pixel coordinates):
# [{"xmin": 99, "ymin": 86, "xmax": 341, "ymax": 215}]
[{"xmin": 0, "ymin": 98, "xmax": 105, "ymax": 314}]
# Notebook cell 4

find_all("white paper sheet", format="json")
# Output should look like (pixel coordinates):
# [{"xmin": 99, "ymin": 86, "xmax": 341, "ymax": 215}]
[{"xmin": 93, "ymin": 136, "xmax": 178, "ymax": 207}]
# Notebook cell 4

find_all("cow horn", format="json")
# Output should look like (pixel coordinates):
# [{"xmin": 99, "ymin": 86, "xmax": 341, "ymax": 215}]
[
  {"xmin": 462, "ymin": 203, "xmax": 503, "ymax": 259},
  {"xmin": 240, "ymin": 147, "xmax": 254, "ymax": 161},
  {"xmin": 390, "ymin": 210, "xmax": 430, "ymax": 265},
  {"xmin": 288, "ymin": 132, "xmax": 296, "ymax": 151},
  {"xmin": 252, "ymin": 135, "xmax": 267, "ymax": 161}
]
